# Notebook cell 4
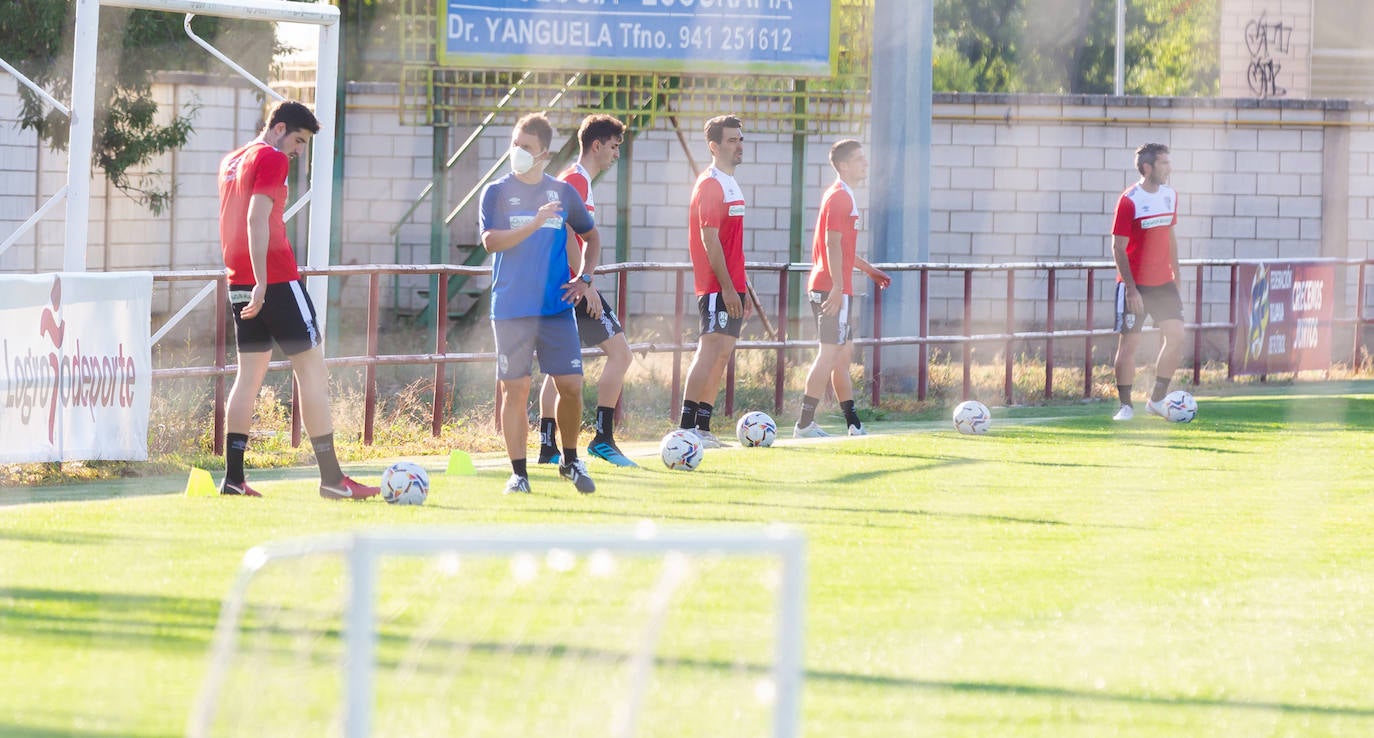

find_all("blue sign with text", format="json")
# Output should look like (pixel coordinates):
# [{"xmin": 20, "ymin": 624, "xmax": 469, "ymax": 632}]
[{"xmin": 439, "ymin": 0, "xmax": 835, "ymax": 77}]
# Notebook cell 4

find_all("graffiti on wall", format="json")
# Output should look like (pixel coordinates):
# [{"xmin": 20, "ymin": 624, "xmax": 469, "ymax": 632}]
[{"xmin": 1245, "ymin": 11, "xmax": 1292, "ymax": 99}]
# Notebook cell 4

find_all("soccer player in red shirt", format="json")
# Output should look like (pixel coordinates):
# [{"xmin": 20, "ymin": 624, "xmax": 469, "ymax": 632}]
[
  {"xmin": 794, "ymin": 139, "xmax": 890, "ymax": 438},
  {"xmin": 677, "ymin": 115, "xmax": 749, "ymax": 448},
  {"xmin": 535, "ymin": 114, "xmax": 639, "ymax": 468},
  {"xmin": 217, "ymin": 100, "xmax": 379, "ymax": 499},
  {"xmin": 1110, "ymin": 142, "xmax": 1184, "ymax": 421}
]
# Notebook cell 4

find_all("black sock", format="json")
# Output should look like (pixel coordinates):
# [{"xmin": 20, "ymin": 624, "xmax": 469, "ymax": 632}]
[
  {"xmin": 539, "ymin": 417, "xmax": 558, "ymax": 450},
  {"xmin": 562, "ymin": 448, "xmax": 578, "ymax": 465},
  {"xmin": 511, "ymin": 458, "xmax": 527, "ymax": 477},
  {"xmin": 594, "ymin": 406, "xmax": 615, "ymax": 442},
  {"xmin": 226, "ymin": 432, "xmax": 248, "ymax": 484},
  {"xmin": 1117, "ymin": 384, "xmax": 1133, "ymax": 407},
  {"xmin": 798, "ymin": 396, "xmax": 819, "ymax": 427},
  {"xmin": 695, "ymin": 402, "xmax": 713, "ymax": 432},
  {"xmin": 311, "ymin": 433, "xmax": 344, "ymax": 485},
  {"xmin": 840, "ymin": 399, "xmax": 861, "ymax": 428},
  {"xmin": 1152, "ymin": 378, "xmax": 1170, "ymax": 403},
  {"xmin": 679, "ymin": 400, "xmax": 700, "ymax": 430}
]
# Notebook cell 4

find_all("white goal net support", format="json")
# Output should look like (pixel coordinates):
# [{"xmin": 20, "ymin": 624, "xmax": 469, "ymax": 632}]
[{"xmin": 187, "ymin": 525, "xmax": 806, "ymax": 738}]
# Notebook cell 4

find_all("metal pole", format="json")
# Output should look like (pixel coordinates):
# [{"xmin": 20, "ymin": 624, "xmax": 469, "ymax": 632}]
[
  {"xmin": 65, "ymin": 0, "xmax": 101, "ymax": 272},
  {"xmin": 1114, "ymin": 0, "xmax": 1125, "ymax": 95}
]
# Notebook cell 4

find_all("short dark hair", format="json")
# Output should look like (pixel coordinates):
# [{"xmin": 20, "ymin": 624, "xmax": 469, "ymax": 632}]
[
  {"xmin": 579, "ymin": 114, "xmax": 625, "ymax": 151},
  {"xmin": 268, "ymin": 100, "xmax": 320, "ymax": 135},
  {"xmin": 1135, "ymin": 143, "xmax": 1170, "ymax": 174},
  {"xmin": 829, "ymin": 139, "xmax": 863, "ymax": 168},
  {"xmin": 515, "ymin": 112, "xmax": 554, "ymax": 152},
  {"xmin": 704, "ymin": 114, "xmax": 743, "ymax": 145}
]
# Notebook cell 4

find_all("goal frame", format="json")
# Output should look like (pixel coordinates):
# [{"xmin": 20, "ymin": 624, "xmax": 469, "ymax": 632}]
[{"xmin": 188, "ymin": 525, "xmax": 807, "ymax": 738}]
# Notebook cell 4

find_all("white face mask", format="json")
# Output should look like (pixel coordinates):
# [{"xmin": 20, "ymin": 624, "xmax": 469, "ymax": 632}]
[{"xmin": 509, "ymin": 146, "xmax": 541, "ymax": 176}]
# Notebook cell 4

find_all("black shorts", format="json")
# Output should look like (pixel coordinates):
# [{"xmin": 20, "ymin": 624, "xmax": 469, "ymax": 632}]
[
  {"xmin": 492, "ymin": 310, "xmax": 583, "ymax": 380},
  {"xmin": 1115, "ymin": 281, "xmax": 1184, "ymax": 334},
  {"xmin": 809, "ymin": 291, "xmax": 853, "ymax": 346},
  {"xmin": 697, "ymin": 292, "xmax": 746, "ymax": 339},
  {"xmin": 574, "ymin": 291, "xmax": 625, "ymax": 348},
  {"xmin": 229, "ymin": 280, "xmax": 322, "ymax": 356}
]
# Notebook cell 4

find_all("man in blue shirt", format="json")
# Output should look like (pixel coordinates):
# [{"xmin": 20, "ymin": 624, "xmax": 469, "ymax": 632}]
[{"xmin": 481, "ymin": 112, "xmax": 601, "ymax": 495}]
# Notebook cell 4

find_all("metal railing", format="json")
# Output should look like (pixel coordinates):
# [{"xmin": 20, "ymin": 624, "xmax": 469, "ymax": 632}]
[{"xmin": 151, "ymin": 258, "xmax": 1374, "ymax": 454}]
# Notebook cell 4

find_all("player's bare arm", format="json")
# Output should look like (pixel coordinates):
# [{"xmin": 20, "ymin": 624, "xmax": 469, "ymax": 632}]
[
  {"xmin": 1111, "ymin": 234, "xmax": 1142, "ymax": 313},
  {"xmin": 575, "ymin": 224, "xmax": 604, "ymax": 318},
  {"xmin": 1169, "ymin": 229, "xmax": 1181, "ymax": 283},
  {"xmin": 242, "ymin": 193, "xmax": 273, "ymax": 319},
  {"xmin": 481, "ymin": 200, "xmax": 562, "ymax": 253},
  {"xmin": 856, "ymin": 256, "xmax": 891, "ymax": 289},
  {"xmin": 561, "ymin": 227, "xmax": 599, "ymax": 306},
  {"xmin": 821, "ymin": 230, "xmax": 844, "ymax": 316},
  {"xmin": 700, "ymin": 226, "xmax": 743, "ymax": 318}
]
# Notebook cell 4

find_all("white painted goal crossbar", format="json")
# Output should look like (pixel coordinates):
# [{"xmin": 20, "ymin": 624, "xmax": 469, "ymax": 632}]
[{"xmin": 188, "ymin": 525, "xmax": 807, "ymax": 738}]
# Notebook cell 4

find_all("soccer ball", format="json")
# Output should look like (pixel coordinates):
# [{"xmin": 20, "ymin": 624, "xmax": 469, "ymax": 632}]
[
  {"xmin": 1161, "ymin": 390, "xmax": 1198, "ymax": 423},
  {"xmin": 952, "ymin": 400, "xmax": 992, "ymax": 435},
  {"xmin": 735, "ymin": 411, "xmax": 777, "ymax": 447},
  {"xmin": 380, "ymin": 462, "xmax": 429, "ymax": 505},
  {"xmin": 660, "ymin": 429, "xmax": 704, "ymax": 471}
]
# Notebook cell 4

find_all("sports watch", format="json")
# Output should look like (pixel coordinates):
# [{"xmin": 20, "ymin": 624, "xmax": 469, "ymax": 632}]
[{"xmin": 577, "ymin": 273, "xmax": 593, "ymax": 285}]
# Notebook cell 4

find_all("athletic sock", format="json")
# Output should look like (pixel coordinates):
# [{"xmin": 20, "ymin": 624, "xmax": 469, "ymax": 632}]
[
  {"xmin": 511, "ymin": 458, "xmax": 527, "ymax": 477},
  {"xmin": 225, "ymin": 432, "xmax": 249, "ymax": 484},
  {"xmin": 1117, "ymin": 384, "xmax": 1133, "ymax": 407},
  {"xmin": 695, "ymin": 402, "xmax": 714, "ymax": 432},
  {"xmin": 538, "ymin": 417, "xmax": 558, "ymax": 451},
  {"xmin": 311, "ymin": 433, "xmax": 344, "ymax": 486},
  {"xmin": 594, "ymin": 406, "xmax": 615, "ymax": 443},
  {"xmin": 1151, "ymin": 378, "xmax": 1171, "ymax": 403},
  {"xmin": 562, "ymin": 448, "xmax": 578, "ymax": 465},
  {"xmin": 840, "ymin": 399, "xmax": 861, "ymax": 429},
  {"xmin": 679, "ymin": 400, "xmax": 700, "ymax": 430},
  {"xmin": 798, "ymin": 396, "xmax": 819, "ymax": 427}
]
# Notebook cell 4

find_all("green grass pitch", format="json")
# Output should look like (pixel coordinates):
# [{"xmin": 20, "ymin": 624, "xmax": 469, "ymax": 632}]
[{"xmin": 3, "ymin": 384, "xmax": 1374, "ymax": 737}]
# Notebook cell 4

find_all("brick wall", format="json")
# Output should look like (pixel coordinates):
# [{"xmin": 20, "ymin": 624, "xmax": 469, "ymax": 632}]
[{"xmin": 1220, "ymin": 0, "xmax": 1313, "ymax": 100}]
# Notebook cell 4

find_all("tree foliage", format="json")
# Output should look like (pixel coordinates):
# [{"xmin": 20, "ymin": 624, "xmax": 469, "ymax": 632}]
[
  {"xmin": 934, "ymin": 0, "xmax": 1219, "ymax": 96},
  {"xmin": 0, "ymin": 0, "xmax": 280, "ymax": 213}
]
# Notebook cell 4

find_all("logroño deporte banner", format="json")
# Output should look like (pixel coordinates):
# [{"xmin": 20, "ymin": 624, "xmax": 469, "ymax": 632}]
[
  {"xmin": 0, "ymin": 272, "xmax": 152, "ymax": 462},
  {"xmin": 1231, "ymin": 262, "xmax": 1334, "ymax": 376}
]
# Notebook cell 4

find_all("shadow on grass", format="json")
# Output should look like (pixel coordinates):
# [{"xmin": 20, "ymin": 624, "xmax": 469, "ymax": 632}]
[{"xmin": 0, "ymin": 587, "xmax": 223, "ymax": 653}]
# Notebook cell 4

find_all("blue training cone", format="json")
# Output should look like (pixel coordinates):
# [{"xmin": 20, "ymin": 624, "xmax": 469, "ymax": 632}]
[{"xmin": 446, "ymin": 449, "xmax": 475, "ymax": 476}]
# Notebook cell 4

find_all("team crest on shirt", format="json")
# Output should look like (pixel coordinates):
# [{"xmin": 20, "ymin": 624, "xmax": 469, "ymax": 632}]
[{"xmin": 546, "ymin": 191, "xmax": 560, "ymax": 204}]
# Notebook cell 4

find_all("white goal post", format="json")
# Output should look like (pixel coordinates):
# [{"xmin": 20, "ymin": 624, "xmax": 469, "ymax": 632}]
[
  {"xmin": 188, "ymin": 526, "xmax": 806, "ymax": 738},
  {"xmin": 64, "ymin": 0, "xmax": 339, "ymax": 330}
]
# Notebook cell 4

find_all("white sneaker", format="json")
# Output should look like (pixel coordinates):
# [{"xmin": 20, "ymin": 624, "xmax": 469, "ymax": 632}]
[
  {"xmin": 1145, "ymin": 398, "xmax": 1167, "ymax": 418},
  {"xmin": 793, "ymin": 422, "xmax": 830, "ymax": 438},
  {"xmin": 847, "ymin": 424, "xmax": 867, "ymax": 436},
  {"xmin": 692, "ymin": 430, "xmax": 726, "ymax": 448},
  {"xmin": 1112, "ymin": 405, "xmax": 1134, "ymax": 421}
]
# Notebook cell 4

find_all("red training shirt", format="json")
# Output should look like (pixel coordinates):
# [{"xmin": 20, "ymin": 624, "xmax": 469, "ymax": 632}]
[
  {"xmin": 807, "ymin": 180, "xmax": 861, "ymax": 295},
  {"xmin": 218, "ymin": 142, "xmax": 300, "ymax": 285},
  {"xmin": 1111, "ymin": 183, "xmax": 1178, "ymax": 287},
  {"xmin": 688, "ymin": 167, "xmax": 747, "ymax": 296}
]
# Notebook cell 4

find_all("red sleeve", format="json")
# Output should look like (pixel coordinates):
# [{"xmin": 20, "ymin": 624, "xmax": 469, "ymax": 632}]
[
  {"xmin": 1111, "ymin": 193, "xmax": 1134, "ymax": 237},
  {"xmin": 561, "ymin": 171, "xmax": 590, "ymax": 203},
  {"xmin": 249, "ymin": 148, "xmax": 288, "ymax": 199},
  {"xmin": 820, "ymin": 189, "xmax": 849, "ymax": 234},
  {"xmin": 1171, "ymin": 193, "xmax": 1179, "ymax": 226},
  {"xmin": 697, "ymin": 178, "xmax": 726, "ymax": 229}
]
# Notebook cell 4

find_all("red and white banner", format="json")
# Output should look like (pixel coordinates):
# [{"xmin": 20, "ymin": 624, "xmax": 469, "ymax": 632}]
[
  {"xmin": 0, "ymin": 273, "xmax": 152, "ymax": 462},
  {"xmin": 1232, "ymin": 262, "xmax": 1335, "ymax": 376}
]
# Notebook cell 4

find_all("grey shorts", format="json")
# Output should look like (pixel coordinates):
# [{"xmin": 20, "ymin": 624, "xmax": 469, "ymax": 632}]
[
  {"xmin": 809, "ymin": 291, "xmax": 853, "ymax": 346},
  {"xmin": 492, "ymin": 310, "xmax": 583, "ymax": 380}
]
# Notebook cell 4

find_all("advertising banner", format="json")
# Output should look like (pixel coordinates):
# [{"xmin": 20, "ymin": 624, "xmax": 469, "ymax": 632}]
[
  {"xmin": 439, "ymin": 0, "xmax": 836, "ymax": 76},
  {"xmin": 0, "ymin": 273, "xmax": 152, "ymax": 462},
  {"xmin": 1232, "ymin": 262, "xmax": 1334, "ymax": 376}
]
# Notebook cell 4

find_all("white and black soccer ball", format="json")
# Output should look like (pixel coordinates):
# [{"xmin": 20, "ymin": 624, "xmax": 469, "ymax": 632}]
[
  {"xmin": 735, "ymin": 411, "xmax": 777, "ymax": 448},
  {"xmin": 1162, "ymin": 390, "xmax": 1198, "ymax": 423},
  {"xmin": 660, "ymin": 429, "xmax": 704, "ymax": 471},
  {"xmin": 952, "ymin": 400, "xmax": 992, "ymax": 435},
  {"xmin": 380, "ymin": 461, "xmax": 429, "ymax": 505}
]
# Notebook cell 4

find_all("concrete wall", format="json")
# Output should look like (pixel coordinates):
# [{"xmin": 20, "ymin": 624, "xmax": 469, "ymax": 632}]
[{"xmin": 5, "ymin": 76, "xmax": 1374, "ymax": 357}]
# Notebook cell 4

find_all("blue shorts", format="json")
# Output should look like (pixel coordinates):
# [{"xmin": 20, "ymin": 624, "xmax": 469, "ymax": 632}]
[{"xmin": 492, "ymin": 310, "xmax": 583, "ymax": 380}]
